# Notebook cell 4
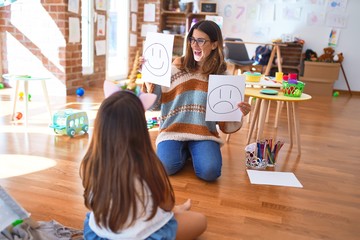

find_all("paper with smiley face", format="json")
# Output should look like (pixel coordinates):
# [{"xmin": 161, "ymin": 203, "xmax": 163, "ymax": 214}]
[
  {"xmin": 142, "ymin": 32, "xmax": 174, "ymax": 87},
  {"xmin": 205, "ymin": 75, "xmax": 246, "ymax": 121}
]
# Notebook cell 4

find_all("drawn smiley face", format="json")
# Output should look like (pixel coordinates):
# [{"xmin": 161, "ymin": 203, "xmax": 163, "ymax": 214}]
[
  {"xmin": 143, "ymin": 43, "xmax": 170, "ymax": 77},
  {"xmin": 208, "ymin": 84, "xmax": 242, "ymax": 114}
]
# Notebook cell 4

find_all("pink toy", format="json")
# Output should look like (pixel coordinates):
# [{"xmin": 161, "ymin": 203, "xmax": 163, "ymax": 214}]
[{"xmin": 103, "ymin": 81, "xmax": 156, "ymax": 111}]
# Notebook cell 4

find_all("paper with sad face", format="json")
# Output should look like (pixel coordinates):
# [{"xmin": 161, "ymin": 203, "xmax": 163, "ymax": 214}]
[
  {"xmin": 205, "ymin": 75, "xmax": 245, "ymax": 121},
  {"xmin": 142, "ymin": 32, "xmax": 174, "ymax": 87}
]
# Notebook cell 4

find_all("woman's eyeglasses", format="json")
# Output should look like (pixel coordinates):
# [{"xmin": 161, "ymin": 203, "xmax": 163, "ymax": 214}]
[{"xmin": 188, "ymin": 37, "xmax": 210, "ymax": 47}]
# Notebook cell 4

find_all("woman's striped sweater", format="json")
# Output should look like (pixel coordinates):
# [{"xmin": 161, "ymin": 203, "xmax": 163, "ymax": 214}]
[{"xmin": 148, "ymin": 65, "xmax": 242, "ymax": 146}]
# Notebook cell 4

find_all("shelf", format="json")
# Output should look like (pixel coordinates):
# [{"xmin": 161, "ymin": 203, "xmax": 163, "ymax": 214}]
[
  {"xmin": 161, "ymin": 10, "xmax": 187, "ymax": 15},
  {"xmin": 160, "ymin": 0, "xmax": 218, "ymax": 56}
]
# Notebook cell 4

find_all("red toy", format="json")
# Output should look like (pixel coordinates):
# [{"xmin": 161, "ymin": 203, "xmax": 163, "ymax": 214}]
[{"xmin": 15, "ymin": 112, "xmax": 23, "ymax": 120}]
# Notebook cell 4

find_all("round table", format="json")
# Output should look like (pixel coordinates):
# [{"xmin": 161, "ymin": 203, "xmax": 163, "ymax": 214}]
[
  {"xmin": 2, "ymin": 74, "xmax": 52, "ymax": 127},
  {"xmin": 245, "ymin": 88, "xmax": 312, "ymax": 154}
]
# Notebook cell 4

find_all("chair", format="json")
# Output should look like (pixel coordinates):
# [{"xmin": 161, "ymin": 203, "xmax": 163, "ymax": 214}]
[{"xmin": 224, "ymin": 38, "xmax": 256, "ymax": 75}]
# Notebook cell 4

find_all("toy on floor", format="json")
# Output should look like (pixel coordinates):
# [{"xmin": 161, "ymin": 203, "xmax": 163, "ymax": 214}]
[
  {"xmin": 15, "ymin": 112, "xmax": 23, "ymax": 120},
  {"xmin": 147, "ymin": 117, "xmax": 159, "ymax": 129},
  {"xmin": 18, "ymin": 92, "xmax": 31, "ymax": 101},
  {"xmin": 19, "ymin": 92, "xmax": 24, "ymax": 101},
  {"xmin": 49, "ymin": 109, "xmax": 89, "ymax": 137},
  {"xmin": 76, "ymin": 87, "xmax": 85, "ymax": 97}
]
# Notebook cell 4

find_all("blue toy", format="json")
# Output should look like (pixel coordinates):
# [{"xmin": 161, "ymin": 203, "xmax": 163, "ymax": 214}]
[
  {"xmin": 76, "ymin": 87, "xmax": 85, "ymax": 97},
  {"xmin": 49, "ymin": 109, "xmax": 89, "ymax": 137}
]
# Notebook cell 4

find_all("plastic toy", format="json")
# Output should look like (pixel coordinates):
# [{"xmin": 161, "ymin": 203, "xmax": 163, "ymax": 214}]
[
  {"xmin": 19, "ymin": 92, "xmax": 24, "ymax": 101},
  {"xmin": 15, "ymin": 112, "xmax": 23, "ymax": 120},
  {"xmin": 0, "ymin": 83, "xmax": 4, "ymax": 89},
  {"xmin": 18, "ymin": 92, "xmax": 31, "ymax": 101},
  {"xmin": 76, "ymin": 87, "xmax": 85, "ymax": 97},
  {"xmin": 147, "ymin": 117, "xmax": 159, "ymax": 129},
  {"xmin": 333, "ymin": 91, "xmax": 340, "ymax": 97},
  {"xmin": 49, "ymin": 109, "xmax": 89, "ymax": 137}
]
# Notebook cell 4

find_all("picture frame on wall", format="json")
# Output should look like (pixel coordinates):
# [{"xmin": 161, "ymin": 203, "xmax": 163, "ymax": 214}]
[{"xmin": 200, "ymin": 2, "xmax": 217, "ymax": 14}]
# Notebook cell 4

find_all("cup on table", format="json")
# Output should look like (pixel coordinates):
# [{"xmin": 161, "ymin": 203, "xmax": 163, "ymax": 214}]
[{"xmin": 275, "ymin": 72, "xmax": 283, "ymax": 82}]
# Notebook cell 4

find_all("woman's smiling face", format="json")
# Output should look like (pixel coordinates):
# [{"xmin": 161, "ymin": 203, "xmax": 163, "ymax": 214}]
[{"xmin": 190, "ymin": 29, "xmax": 218, "ymax": 66}]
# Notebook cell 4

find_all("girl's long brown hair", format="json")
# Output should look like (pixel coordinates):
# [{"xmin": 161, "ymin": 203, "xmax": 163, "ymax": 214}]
[
  {"xmin": 80, "ymin": 91, "xmax": 175, "ymax": 232},
  {"xmin": 181, "ymin": 20, "xmax": 227, "ymax": 75}
]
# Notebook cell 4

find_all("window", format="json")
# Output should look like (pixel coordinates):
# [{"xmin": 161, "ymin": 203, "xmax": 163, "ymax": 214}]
[
  {"xmin": 106, "ymin": 0, "xmax": 129, "ymax": 81},
  {"xmin": 82, "ymin": 0, "xmax": 94, "ymax": 74}
]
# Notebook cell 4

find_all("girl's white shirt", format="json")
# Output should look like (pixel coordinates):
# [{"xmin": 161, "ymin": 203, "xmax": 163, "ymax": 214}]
[{"xmin": 88, "ymin": 180, "xmax": 174, "ymax": 239}]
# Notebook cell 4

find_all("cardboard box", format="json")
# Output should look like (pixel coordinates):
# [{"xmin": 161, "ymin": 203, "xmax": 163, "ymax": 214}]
[
  {"xmin": 299, "ymin": 76, "xmax": 334, "ymax": 96},
  {"xmin": 303, "ymin": 61, "xmax": 340, "ymax": 81},
  {"xmin": 301, "ymin": 62, "xmax": 341, "ymax": 96}
]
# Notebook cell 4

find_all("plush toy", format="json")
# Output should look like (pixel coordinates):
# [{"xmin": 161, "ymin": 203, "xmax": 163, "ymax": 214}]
[
  {"xmin": 304, "ymin": 49, "xmax": 318, "ymax": 61},
  {"xmin": 333, "ymin": 52, "xmax": 344, "ymax": 63},
  {"xmin": 318, "ymin": 47, "xmax": 335, "ymax": 62}
]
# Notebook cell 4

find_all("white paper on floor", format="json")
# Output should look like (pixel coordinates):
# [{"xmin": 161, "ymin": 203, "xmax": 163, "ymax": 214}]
[{"xmin": 247, "ymin": 170, "xmax": 303, "ymax": 188}]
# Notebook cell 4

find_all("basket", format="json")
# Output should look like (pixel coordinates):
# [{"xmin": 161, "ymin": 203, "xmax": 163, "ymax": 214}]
[
  {"xmin": 244, "ymin": 72, "xmax": 261, "ymax": 82},
  {"xmin": 282, "ymin": 80, "xmax": 305, "ymax": 97}
]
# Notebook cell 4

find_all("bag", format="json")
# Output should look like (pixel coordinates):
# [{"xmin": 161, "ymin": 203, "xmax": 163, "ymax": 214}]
[{"xmin": 252, "ymin": 46, "xmax": 271, "ymax": 65}]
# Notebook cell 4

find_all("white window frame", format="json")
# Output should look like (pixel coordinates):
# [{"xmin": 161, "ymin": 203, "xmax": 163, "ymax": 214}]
[
  {"xmin": 106, "ymin": 0, "xmax": 129, "ymax": 81},
  {"xmin": 82, "ymin": 0, "xmax": 94, "ymax": 75}
]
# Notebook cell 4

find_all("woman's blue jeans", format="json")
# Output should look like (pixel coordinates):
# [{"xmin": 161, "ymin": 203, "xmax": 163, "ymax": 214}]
[{"xmin": 157, "ymin": 140, "xmax": 222, "ymax": 181}]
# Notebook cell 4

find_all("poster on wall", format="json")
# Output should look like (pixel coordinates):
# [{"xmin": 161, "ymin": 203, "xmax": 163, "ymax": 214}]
[
  {"xmin": 219, "ymin": 2, "xmax": 247, "ymax": 36},
  {"xmin": 95, "ymin": 40, "xmax": 106, "ymax": 56},
  {"xmin": 69, "ymin": 17, "xmax": 80, "ymax": 43},
  {"xmin": 130, "ymin": 33, "xmax": 137, "ymax": 47},
  {"xmin": 306, "ymin": 11, "xmax": 325, "ymax": 26},
  {"xmin": 144, "ymin": 3, "xmax": 155, "ymax": 22},
  {"xmin": 327, "ymin": 0, "xmax": 347, "ymax": 12},
  {"xmin": 95, "ymin": 0, "xmax": 107, "ymax": 11},
  {"xmin": 131, "ymin": 0, "xmax": 138, "ymax": 12},
  {"xmin": 131, "ymin": 13, "xmax": 137, "ymax": 32},
  {"xmin": 97, "ymin": 14, "xmax": 106, "ymax": 36},
  {"xmin": 325, "ymin": 12, "xmax": 347, "ymax": 28},
  {"xmin": 140, "ymin": 24, "xmax": 158, "ymax": 37},
  {"xmin": 68, "ymin": 0, "xmax": 79, "ymax": 14},
  {"xmin": 328, "ymin": 28, "xmax": 340, "ymax": 47}
]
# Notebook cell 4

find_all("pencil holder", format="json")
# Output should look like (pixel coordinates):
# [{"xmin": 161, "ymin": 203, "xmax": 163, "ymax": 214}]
[
  {"xmin": 282, "ymin": 80, "xmax": 305, "ymax": 97},
  {"xmin": 245, "ymin": 143, "xmax": 267, "ymax": 170}
]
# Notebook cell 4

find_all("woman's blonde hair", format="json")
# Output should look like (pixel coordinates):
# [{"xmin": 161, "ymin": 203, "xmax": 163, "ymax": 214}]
[{"xmin": 80, "ymin": 91, "xmax": 175, "ymax": 232}]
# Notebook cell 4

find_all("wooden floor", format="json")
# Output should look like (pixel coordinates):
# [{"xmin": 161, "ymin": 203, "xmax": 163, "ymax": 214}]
[{"xmin": 0, "ymin": 87, "xmax": 359, "ymax": 240}]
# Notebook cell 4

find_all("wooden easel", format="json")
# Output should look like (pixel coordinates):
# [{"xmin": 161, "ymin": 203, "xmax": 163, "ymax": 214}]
[
  {"xmin": 340, "ymin": 63, "xmax": 352, "ymax": 95},
  {"xmin": 263, "ymin": 43, "xmax": 287, "ymax": 76}
]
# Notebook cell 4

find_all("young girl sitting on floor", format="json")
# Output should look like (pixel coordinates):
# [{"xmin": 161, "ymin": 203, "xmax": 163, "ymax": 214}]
[{"xmin": 80, "ymin": 89, "xmax": 207, "ymax": 239}]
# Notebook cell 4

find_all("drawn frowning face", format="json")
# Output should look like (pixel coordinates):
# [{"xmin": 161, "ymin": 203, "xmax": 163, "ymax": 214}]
[
  {"xmin": 208, "ymin": 84, "xmax": 242, "ymax": 114},
  {"xmin": 143, "ymin": 43, "xmax": 170, "ymax": 77}
]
